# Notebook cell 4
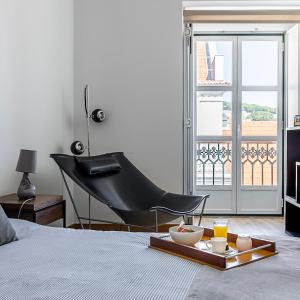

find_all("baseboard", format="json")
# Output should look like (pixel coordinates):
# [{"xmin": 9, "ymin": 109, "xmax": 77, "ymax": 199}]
[{"xmin": 68, "ymin": 223, "xmax": 177, "ymax": 232}]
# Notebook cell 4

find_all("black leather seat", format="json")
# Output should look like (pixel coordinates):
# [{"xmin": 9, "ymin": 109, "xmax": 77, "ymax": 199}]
[{"xmin": 51, "ymin": 152, "xmax": 209, "ymax": 228}]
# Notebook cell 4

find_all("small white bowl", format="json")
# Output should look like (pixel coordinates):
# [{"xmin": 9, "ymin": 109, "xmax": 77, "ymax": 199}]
[{"xmin": 169, "ymin": 225, "xmax": 204, "ymax": 246}]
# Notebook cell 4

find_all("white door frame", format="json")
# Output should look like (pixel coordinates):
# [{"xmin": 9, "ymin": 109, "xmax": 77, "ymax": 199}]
[
  {"xmin": 184, "ymin": 27, "xmax": 284, "ymax": 215},
  {"xmin": 236, "ymin": 35, "xmax": 283, "ymax": 214},
  {"xmin": 193, "ymin": 35, "xmax": 238, "ymax": 214}
]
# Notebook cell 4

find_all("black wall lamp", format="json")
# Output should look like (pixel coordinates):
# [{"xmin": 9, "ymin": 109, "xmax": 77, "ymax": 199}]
[
  {"xmin": 69, "ymin": 84, "xmax": 106, "ymax": 229},
  {"xmin": 70, "ymin": 85, "xmax": 106, "ymax": 156}
]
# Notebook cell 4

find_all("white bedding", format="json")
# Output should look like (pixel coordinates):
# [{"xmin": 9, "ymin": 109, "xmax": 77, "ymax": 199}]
[
  {"xmin": 2, "ymin": 220, "xmax": 300, "ymax": 300},
  {"xmin": 186, "ymin": 234, "xmax": 300, "ymax": 300},
  {"xmin": 0, "ymin": 220, "xmax": 201, "ymax": 300}
]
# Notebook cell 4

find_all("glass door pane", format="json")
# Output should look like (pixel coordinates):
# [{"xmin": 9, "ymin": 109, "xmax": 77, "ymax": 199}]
[
  {"xmin": 242, "ymin": 40, "xmax": 278, "ymax": 86},
  {"xmin": 196, "ymin": 91, "xmax": 232, "ymax": 136},
  {"xmin": 196, "ymin": 40, "xmax": 233, "ymax": 86},
  {"xmin": 241, "ymin": 91, "xmax": 278, "ymax": 136}
]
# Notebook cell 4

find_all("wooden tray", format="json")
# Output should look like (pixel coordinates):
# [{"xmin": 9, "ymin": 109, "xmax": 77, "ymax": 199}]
[{"xmin": 149, "ymin": 228, "xmax": 278, "ymax": 270}]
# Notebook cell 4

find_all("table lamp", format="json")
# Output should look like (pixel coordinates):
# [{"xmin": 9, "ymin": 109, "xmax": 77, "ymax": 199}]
[{"xmin": 16, "ymin": 149, "xmax": 37, "ymax": 200}]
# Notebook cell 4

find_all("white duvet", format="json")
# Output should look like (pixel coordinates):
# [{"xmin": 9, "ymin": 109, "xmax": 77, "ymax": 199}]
[{"xmin": 0, "ymin": 220, "xmax": 201, "ymax": 300}]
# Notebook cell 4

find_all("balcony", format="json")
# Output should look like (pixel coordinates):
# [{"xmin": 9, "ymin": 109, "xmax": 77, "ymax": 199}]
[{"xmin": 196, "ymin": 141, "xmax": 277, "ymax": 186}]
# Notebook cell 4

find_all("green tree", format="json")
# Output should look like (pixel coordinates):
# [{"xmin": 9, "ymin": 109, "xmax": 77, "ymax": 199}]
[
  {"xmin": 223, "ymin": 100, "xmax": 275, "ymax": 121},
  {"xmin": 248, "ymin": 111, "xmax": 274, "ymax": 121},
  {"xmin": 242, "ymin": 103, "xmax": 276, "ymax": 114},
  {"xmin": 223, "ymin": 100, "xmax": 231, "ymax": 110}
]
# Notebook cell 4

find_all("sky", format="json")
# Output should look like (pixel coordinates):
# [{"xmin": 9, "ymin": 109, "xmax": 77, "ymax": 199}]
[
  {"xmin": 214, "ymin": 39, "xmax": 279, "ymax": 109},
  {"xmin": 214, "ymin": 39, "xmax": 279, "ymax": 91}
]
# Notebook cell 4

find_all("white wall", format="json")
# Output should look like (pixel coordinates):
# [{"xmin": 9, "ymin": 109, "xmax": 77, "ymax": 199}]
[
  {"xmin": 287, "ymin": 24, "xmax": 300, "ymax": 127},
  {"xmin": 74, "ymin": 0, "xmax": 183, "ymax": 221},
  {"xmin": 0, "ymin": 0, "xmax": 75, "ymax": 225}
]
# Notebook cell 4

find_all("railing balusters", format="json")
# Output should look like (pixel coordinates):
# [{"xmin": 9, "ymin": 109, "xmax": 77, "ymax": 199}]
[{"xmin": 196, "ymin": 141, "xmax": 277, "ymax": 187}]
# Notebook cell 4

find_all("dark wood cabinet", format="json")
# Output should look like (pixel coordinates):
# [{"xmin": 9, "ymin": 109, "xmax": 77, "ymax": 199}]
[
  {"xmin": 0, "ymin": 194, "xmax": 66, "ymax": 227},
  {"xmin": 285, "ymin": 128, "xmax": 300, "ymax": 236}
]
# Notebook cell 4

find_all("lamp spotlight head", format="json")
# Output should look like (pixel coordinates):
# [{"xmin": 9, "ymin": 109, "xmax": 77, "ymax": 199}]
[
  {"xmin": 70, "ymin": 141, "xmax": 85, "ymax": 155},
  {"xmin": 91, "ymin": 109, "xmax": 105, "ymax": 123}
]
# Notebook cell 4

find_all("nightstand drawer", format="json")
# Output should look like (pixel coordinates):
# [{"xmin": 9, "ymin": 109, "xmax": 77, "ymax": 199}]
[
  {"xmin": 35, "ymin": 203, "xmax": 65, "ymax": 225},
  {"xmin": 0, "ymin": 194, "xmax": 66, "ymax": 227},
  {"xmin": 4, "ymin": 210, "xmax": 35, "ymax": 222}
]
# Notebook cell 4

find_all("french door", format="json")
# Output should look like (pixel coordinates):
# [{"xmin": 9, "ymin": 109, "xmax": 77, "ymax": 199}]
[{"xmin": 185, "ymin": 34, "xmax": 283, "ymax": 214}]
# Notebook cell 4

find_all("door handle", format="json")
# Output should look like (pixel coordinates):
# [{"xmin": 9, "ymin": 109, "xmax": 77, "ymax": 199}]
[{"xmin": 185, "ymin": 118, "xmax": 192, "ymax": 128}]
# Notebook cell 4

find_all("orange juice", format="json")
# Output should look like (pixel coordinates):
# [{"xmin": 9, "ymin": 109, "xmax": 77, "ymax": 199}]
[{"xmin": 213, "ymin": 224, "xmax": 228, "ymax": 238}]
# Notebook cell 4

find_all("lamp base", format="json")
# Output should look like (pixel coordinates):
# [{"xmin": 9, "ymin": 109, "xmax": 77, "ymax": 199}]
[{"xmin": 17, "ymin": 173, "xmax": 36, "ymax": 201}]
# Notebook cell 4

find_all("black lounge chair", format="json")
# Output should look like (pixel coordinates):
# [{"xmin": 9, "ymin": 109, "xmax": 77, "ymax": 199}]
[{"xmin": 50, "ymin": 152, "xmax": 209, "ymax": 231}]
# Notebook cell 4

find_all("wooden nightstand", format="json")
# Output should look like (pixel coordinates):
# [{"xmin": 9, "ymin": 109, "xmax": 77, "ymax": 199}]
[{"xmin": 0, "ymin": 194, "xmax": 66, "ymax": 227}]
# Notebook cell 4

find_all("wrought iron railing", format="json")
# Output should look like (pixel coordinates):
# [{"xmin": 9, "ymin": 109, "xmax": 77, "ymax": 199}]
[
  {"xmin": 241, "ymin": 142, "xmax": 277, "ymax": 186},
  {"xmin": 196, "ymin": 142, "xmax": 232, "ymax": 186},
  {"xmin": 195, "ymin": 141, "xmax": 277, "ymax": 186}
]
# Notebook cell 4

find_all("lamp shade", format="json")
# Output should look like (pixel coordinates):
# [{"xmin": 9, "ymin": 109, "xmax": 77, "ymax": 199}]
[{"xmin": 16, "ymin": 149, "xmax": 37, "ymax": 174}]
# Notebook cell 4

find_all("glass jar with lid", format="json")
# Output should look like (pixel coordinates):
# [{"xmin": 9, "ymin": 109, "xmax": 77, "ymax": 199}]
[{"xmin": 236, "ymin": 234, "xmax": 252, "ymax": 251}]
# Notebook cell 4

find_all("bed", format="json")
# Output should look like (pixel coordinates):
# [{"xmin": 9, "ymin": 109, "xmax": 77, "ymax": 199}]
[{"xmin": 1, "ymin": 220, "xmax": 300, "ymax": 300}]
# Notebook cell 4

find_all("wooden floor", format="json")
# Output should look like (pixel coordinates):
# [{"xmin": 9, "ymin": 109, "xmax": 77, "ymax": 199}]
[
  {"xmin": 72, "ymin": 216, "xmax": 286, "ymax": 236},
  {"xmin": 198, "ymin": 216, "xmax": 285, "ymax": 236}
]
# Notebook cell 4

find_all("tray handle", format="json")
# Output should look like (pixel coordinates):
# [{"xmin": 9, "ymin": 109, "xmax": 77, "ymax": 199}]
[{"xmin": 226, "ymin": 243, "xmax": 273, "ymax": 259}]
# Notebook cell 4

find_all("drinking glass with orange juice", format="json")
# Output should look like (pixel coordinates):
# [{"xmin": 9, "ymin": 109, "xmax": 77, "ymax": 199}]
[{"xmin": 213, "ymin": 219, "xmax": 228, "ymax": 239}]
